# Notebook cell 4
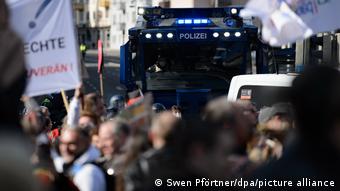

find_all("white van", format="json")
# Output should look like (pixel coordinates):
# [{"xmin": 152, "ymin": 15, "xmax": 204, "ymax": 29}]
[{"xmin": 227, "ymin": 74, "xmax": 296, "ymax": 109}]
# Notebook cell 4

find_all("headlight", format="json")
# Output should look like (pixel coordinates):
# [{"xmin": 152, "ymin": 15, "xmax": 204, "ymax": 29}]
[
  {"xmin": 167, "ymin": 33, "xmax": 174, "ymax": 39},
  {"xmin": 235, "ymin": 32, "xmax": 241, "ymax": 37},
  {"xmin": 224, "ymin": 32, "xmax": 230, "ymax": 37},
  {"xmin": 213, "ymin": 32, "xmax": 219, "ymax": 38},
  {"xmin": 231, "ymin": 8, "xmax": 238, "ymax": 15},
  {"xmin": 138, "ymin": 8, "xmax": 145, "ymax": 15},
  {"xmin": 145, "ymin": 33, "xmax": 152, "ymax": 39},
  {"xmin": 156, "ymin": 33, "xmax": 162, "ymax": 39}
]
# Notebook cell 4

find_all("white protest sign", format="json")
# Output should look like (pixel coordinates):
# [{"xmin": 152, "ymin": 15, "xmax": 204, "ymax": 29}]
[
  {"xmin": 6, "ymin": 0, "xmax": 81, "ymax": 96},
  {"xmin": 241, "ymin": 0, "xmax": 340, "ymax": 46}
]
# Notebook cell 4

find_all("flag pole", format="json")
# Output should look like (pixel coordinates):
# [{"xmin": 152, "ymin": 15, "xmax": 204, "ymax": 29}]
[
  {"xmin": 100, "ymin": 73, "xmax": 104, "ymax": 97},
  {"xmin": 61, "ymin": 89, "xmax": 69, "ymax": 114}
]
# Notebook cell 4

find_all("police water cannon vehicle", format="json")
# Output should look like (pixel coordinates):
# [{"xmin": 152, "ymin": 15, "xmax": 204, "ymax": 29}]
[{"xmin": 120, "ymin": 6, "xmax": 264, "ymax": 117}]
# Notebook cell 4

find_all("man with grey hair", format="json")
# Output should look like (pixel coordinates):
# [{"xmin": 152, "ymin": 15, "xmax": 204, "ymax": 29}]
[
  {"xmin": 96, "ymin": 119, "xmax": 130, "ymax": 191},
  {"xmin": 98, "ymin": 119, "xmax": 130, "ymax": 173},
  {"xmin": 99, "ymin": 119, "xmax": 130, "ymax": 159},
  {"xmin": 59, "ymin": 127, "xmax": 105, "ymax": 191}
]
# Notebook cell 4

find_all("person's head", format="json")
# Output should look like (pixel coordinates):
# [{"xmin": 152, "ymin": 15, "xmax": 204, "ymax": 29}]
[
  {"xmin": 107, "ymin": 95, "xmax": 125, "ymax": 119},
  {"xmin": 203, "ymin": 97, "xmax": 253, "ymax": 153},
  {"xmin": 78, "ymin": 113, "xmax": 100, "ymax": 149},
  {"xmin": 98, "ymin": 119, "xmax": 130, "ymax": 158},
  {"xmin": 84, "ymin": 93, "xmax": 106, "ymax": 117},
  {"xmin": 59, "ymin": 127, "xmax": 91, "ymax": 164},
  {"xmin": 40, "ymin": 93, "xmax": 67, "ymax": 129},
  {"xmin": 108, "ymin": 95, "xmax": 125, "ymax": 111},
  {"xmin": 89, "ymin": 127, "xmax": 100, "ymax": 149},
  {"xmin": 171, "ymin": 105, "xmax": 182, "ymax": 118},
  {"xmin": 258, "ymin": 102, "xmax": 294, "ymax": 142},
  {"xmin": 152, "ymin": 103, "xmax": 166, "ymax": 114},
  {"xmin": 156, "ymin": 56, "xmax": 168, "ymax": 69},
  {"xmin": 22, "ymin": 106, "xmax": 50, "ymax": 136},
  {"xmin": 149, "ymin": 111, "xmax": 182, "ymax": 149},
  {"xmin": 182, "ymin": 121, "xmax": 235, "ymax": 179},
  {"xmin": 203, "ymin": 97, "xmax": 240, "ymax": 126},
  {"xmin": 40, "ymin": 106, "xmax": 52, "ymax": 130},
  {"xmin": 79, "ymin": 112, "xmax": 99, "ymax": 128},
  {"xmin": 290, "ymin": 66, "xmax": 340, "ymax": 146},
  {"xmin": 40, "ymin": 95, "xmax": 53, "ymax": 109}
]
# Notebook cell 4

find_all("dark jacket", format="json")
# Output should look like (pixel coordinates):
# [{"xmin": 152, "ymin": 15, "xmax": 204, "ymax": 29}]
[{"xmin": 125, "ymin": 146, "xmax": 195, "ymax": 191}]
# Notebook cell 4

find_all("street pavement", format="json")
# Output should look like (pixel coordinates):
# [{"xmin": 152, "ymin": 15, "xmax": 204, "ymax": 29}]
[{"xmin": 83, "ymin": 49, "xmax": 126, "ymax": 105}]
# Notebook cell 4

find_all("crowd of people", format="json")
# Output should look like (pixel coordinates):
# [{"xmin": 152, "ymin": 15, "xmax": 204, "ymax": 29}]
[
  {"xmin": 1, "ymin": 1, "xmax": 340, "ymax": 191},
  {"xmin": 14, "ymin": 87, "xmax": 295, "ymax": 191},
  {"xmin": 2, "ymin": 66, "xmax": 340, "ymax": 191}
]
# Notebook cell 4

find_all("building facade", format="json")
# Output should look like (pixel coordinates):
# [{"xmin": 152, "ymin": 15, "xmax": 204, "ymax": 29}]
[
  {"xmin": 110, "ymin": 0, "xmax": 126, "ymax": 50},
  {"xmin": 72, "ymin": 0, "xmax": 89, "ymax": 45},
  {"xmin": 73, "ymin": 0, "xmax": 111, "ymax": 49},
  {"xmin": 110, "ymin": 0, "xmax": 152, "ymax": 50}
]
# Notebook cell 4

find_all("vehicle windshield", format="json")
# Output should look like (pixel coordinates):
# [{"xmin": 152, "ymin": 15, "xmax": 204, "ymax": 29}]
[{"xmin": 143, "ymin": 42, "xmax": 249, "ymax": 90}]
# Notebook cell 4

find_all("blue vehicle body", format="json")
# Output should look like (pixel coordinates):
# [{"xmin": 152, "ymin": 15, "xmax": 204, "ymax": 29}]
[{"xmin": 120, "ymin": 6, "xmax": 264, "ymax": 117}]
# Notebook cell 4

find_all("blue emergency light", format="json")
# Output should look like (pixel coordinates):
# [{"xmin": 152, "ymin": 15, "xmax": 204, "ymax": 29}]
[{"xmin": 176, "ymin": 18, "xmax": 211, "ymax": 25}]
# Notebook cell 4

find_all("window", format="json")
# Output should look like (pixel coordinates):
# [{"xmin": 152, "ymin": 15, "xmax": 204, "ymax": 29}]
[
  {"xmin": 107, "ymin": 30, "xmax": 110, "ymax": 40},
  {"xmin": 79, "ymin": 11, "xmax": 84, "ymax": 22},
  {"xmin": 237, "ymin": 85, "xmax": 291, "ymax": 109},
  {"xmin": 143, "ymin": 43, "xmax": 237, "ymax": 91}
]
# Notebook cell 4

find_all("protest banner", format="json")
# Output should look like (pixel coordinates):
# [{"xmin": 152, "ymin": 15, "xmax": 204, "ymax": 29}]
[
  {"xmin": 241, "ymin": 0, "xmax": 340, "ymax": 46},
  {"xmin": 118, "ymin": 93, "xmax": 153, "ymax": 133},
  {"xmin": 6, "ymin": 0, "xmax": 81, "ymax": 96}
]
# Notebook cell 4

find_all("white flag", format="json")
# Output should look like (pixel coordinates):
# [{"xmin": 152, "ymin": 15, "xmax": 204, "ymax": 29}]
[
  {"xmin": 241, "ymin": 0, "xmax": 340, "ymax": 46},
  {"xmin": 6, "ymin": 0, "xmax": 81, "ymax": 96}
]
